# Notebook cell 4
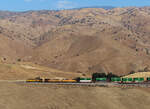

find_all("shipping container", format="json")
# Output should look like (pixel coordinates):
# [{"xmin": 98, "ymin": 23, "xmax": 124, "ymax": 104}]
[
  {"xmin": 139, "ymin": 78, "xmax": 144, "ymax": 82},
  {"xmin": 80, "ymin": 78, "xmax": 92, "ymax": 80},
  {"xmin": 122, "ymin": 78, "xmax": 133, "ymax": 83},
  {"xmin": 133, "ymin": 78, "xmax": 144, "ymax": 82},
  {"xmin": 111, "ymin": 77, "xmax": 121, "ymax": 82},
  {"xmin": 96, "ymin": 78, "xmax": 107, "ymax": 81},
  {"xmin": 147, "ymin": 77, "xmax": 150, "ymax": 81},
  {"xmin": 80, "ymin": 78, "xmax": 92, "ymax": 83}
]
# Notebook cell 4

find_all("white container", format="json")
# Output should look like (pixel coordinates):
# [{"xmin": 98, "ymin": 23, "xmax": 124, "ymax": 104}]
[{"xmin": 80, "ymin": 80, "xmax": 92, "ymax": 83}]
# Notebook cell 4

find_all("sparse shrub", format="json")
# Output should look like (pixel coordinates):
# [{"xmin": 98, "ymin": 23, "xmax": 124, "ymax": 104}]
[
  {"xmin": 3, "ymin": 58, "xmax": 6, "ymax": 61},
  {"xmin": 138, "ymin": 69, "xmax": 144, "ymax": 72},
  {"xmin": 145, "ymin": 48, "xmax": 150, "ymax": 55},
  {"xmin": 17, "ymin": 58, "xmax": 21, "ymax": 62},
  {"xmin": 82, "ymin": 74, "xmax": 86, "ymax": 76},
  {"xmin": 76, "ymin": 54, "xmax": 79, "ymax": 56},
  {"xmin": 144, "ymin": 67, "xmax": 150, "ymax": 72},
  {"xmin": 129, "ymin": 70, "xmax": 135, "ymax": 74},
  {"xmin": 113, "ymin": 31, "xmax": 117, "ymax": 34},
  {"xmin": 77, "ymin": 71, "xmax": 82, "ymax": 73},
  {"xmin": 136, "ymin": 49, "xmax": 138, "ymax": 52}
]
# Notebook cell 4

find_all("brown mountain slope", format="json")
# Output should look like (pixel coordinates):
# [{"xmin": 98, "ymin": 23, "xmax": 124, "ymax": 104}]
[
  {"xmin": 0, "ymin": 35, "xmax": 32, "ymax": 61},
  {"xmin": 31, "ymin": 25, "xmax": 150, "ymax": 75},
  {"xmin": 1, "ymin": 7, "xmax": 150, "ymax": 75}
]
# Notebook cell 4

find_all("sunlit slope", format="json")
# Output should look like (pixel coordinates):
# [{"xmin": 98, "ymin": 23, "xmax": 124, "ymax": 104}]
[
  {"xmin": 124, "ymin": 72, "xmax": 150, "ymax": 80},
  {"xmin": 1, "ymin": 8, "xmax": 150, "ymax": 75},
  {"xmin": 0, "ymin": 62, "xmax": 82, "ymax": 80}
]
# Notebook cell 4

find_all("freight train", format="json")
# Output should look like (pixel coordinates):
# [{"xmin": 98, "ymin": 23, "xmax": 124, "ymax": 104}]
[
  {"xmin": 26, "ymin": 77, "xmax": 92, "ymax": 83},
  {"xmin": 26, "ymin": 77, "xmax": 150, "ymax": 83}
]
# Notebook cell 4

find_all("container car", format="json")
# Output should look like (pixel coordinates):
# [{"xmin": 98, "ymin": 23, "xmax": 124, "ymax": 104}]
[
  {"xmin": 96, "ymin": 78, "xmax": 107, "ymax": 82},
  {"xmin": 122, "ymin": 78, "xmax": 133, "ymax": 83},
  {"xmin": 111, "ymin": 77, "xmax": 121, "ymax": 82},
  {"xmin": 147, "ymin": 77, "xmax": 150, "ymax": 81},
  {"xmin": 79, "ymin": 78, "xmax": 92, "ymax": 83},
  {"xmin": 133, "ymin": 78, "xmax": 144, "ymax": 82}
]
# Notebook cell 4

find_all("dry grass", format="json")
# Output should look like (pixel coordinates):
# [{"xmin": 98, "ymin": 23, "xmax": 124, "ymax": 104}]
[
  {"xmin": 1, "ymin": 7, "xmax": 150, "ymax": 75},
  {"xmin": 0, "ymin": 82, "xmax": 150, "ymax": 109},
  {"xmin": 0, "ymin": 62, "xmax": 82, "ymax": 80},
  {"xmin": 123, "ymin": 72, "xmax": 150, "ymax": 80}
]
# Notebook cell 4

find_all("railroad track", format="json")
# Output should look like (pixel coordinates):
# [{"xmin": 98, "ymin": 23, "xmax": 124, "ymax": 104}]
[
  {"xmin": 22, "ymin": 82, "xmax": 150, "ymax": 88},
  {"xmin": 1, "ymin": 80, "xmax": 150, "ymax": 88}
]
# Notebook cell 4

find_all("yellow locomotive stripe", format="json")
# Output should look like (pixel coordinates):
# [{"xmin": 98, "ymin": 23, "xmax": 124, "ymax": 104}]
[
  {"xmin": 61, "ymin": 80, "xmax": 76, "ymax": 82},
  {"xmin": 26, "ymin": 80, "xmax": 42, "ymax": 82}
]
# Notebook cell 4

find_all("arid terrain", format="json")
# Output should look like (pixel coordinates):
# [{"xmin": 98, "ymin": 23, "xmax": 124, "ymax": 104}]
[
  {"xmin": 1, "ymin": 7, "xmax": 150, "ymax": 76},
  {"xmin": 0, "ymin": 61, "xmax": 82, "ymax": 80},
  {"xmin": 1, "ymin": 7, "xmax": 150, "ymax": 109},
  {"xmin": 0, "ymin": 82, "xmax": 150, "ymax": 109}
]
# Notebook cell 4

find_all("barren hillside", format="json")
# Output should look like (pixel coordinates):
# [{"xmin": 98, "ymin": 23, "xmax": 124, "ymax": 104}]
[{"xmin": 1, "ymin": 7, "xmax": 150, "ymax": 75}]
